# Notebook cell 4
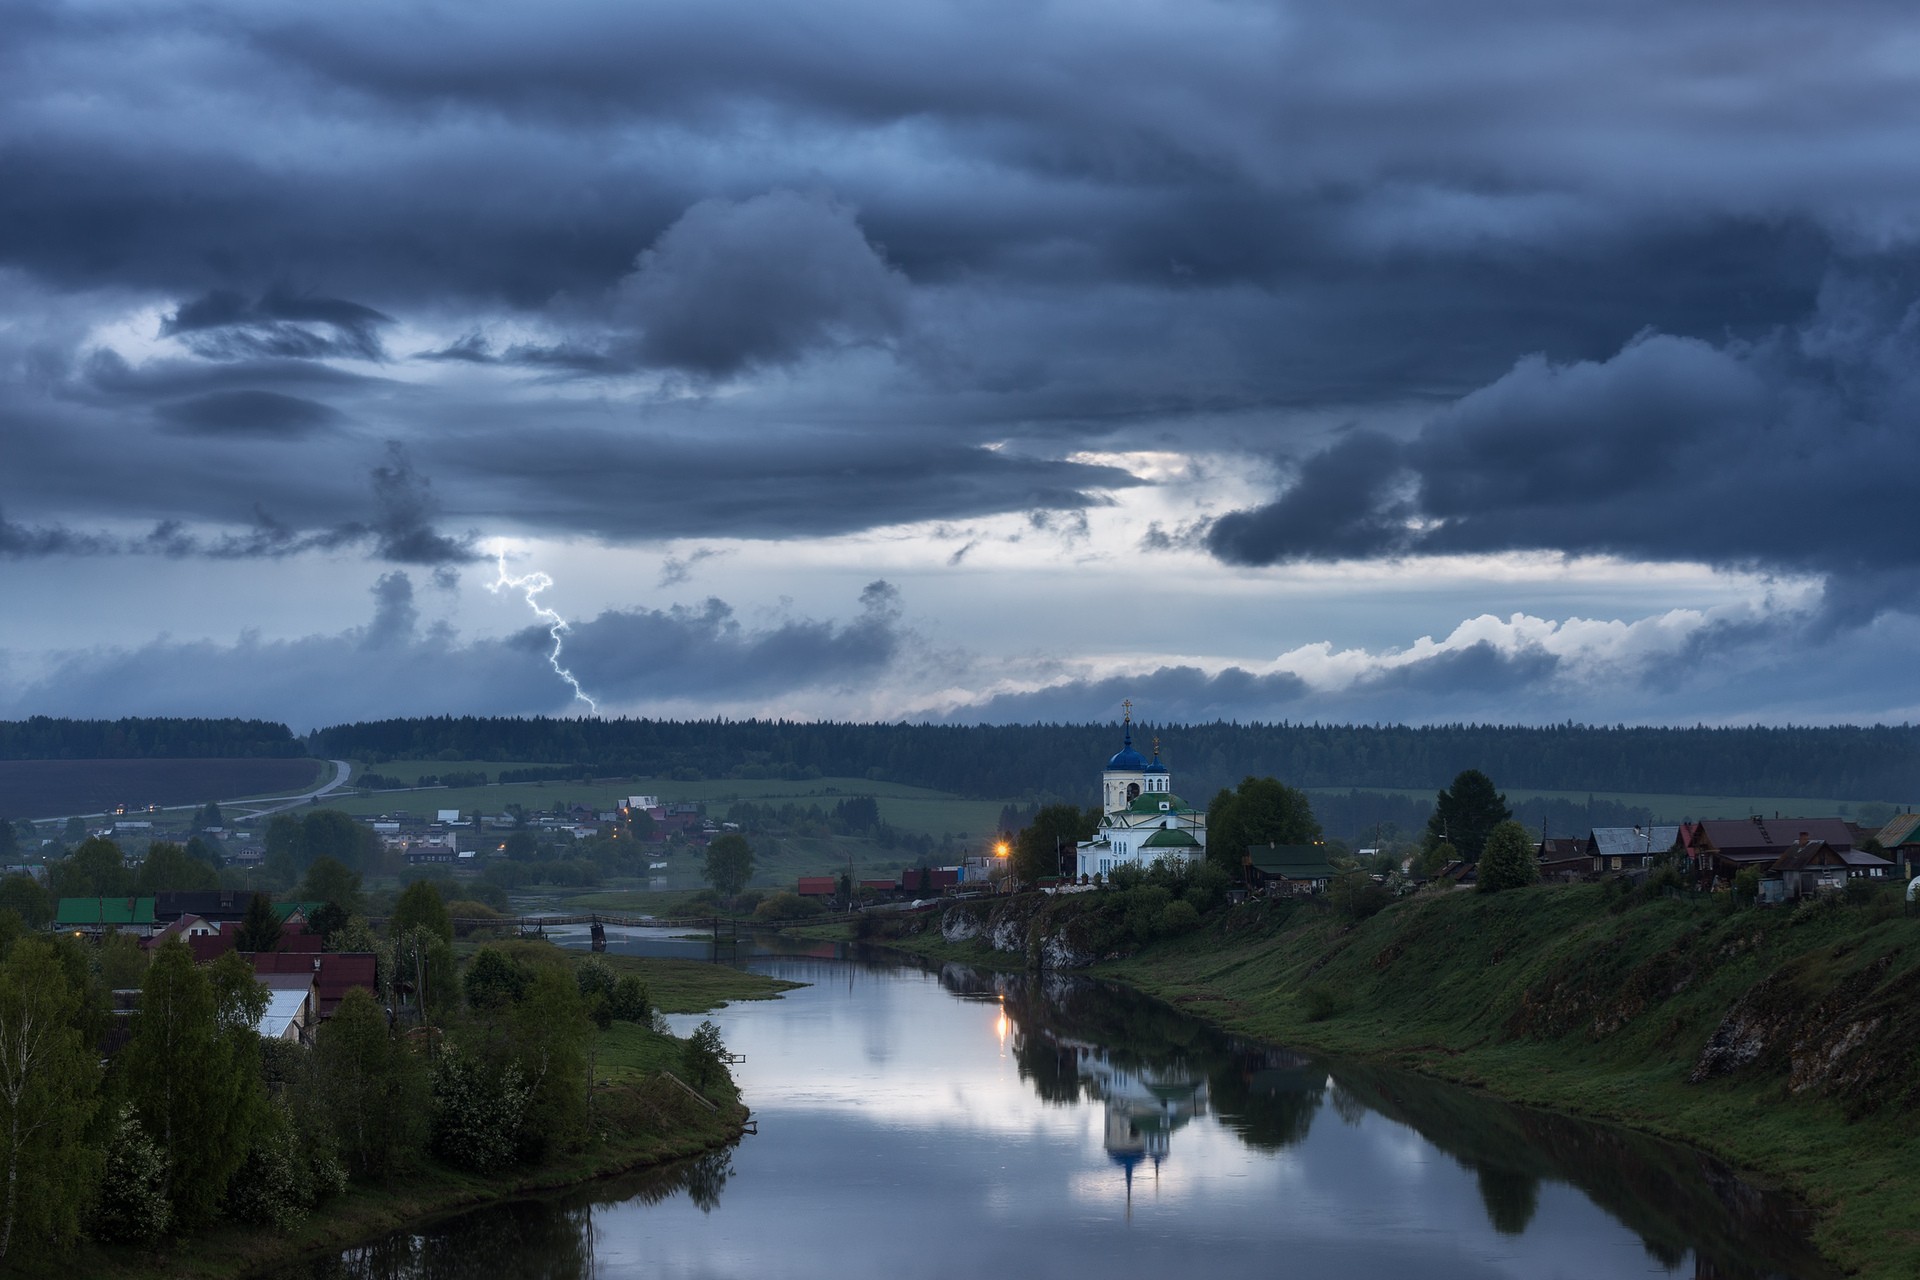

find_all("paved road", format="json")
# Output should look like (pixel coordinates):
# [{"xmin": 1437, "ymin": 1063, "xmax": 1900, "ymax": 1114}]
[
  {"xmin": 227, "ymin": 759, "xmax": 354, "ymax": 819},
  {"xmin": 38, "ymin": 758, "xmax": 355, "ymax": 825}
]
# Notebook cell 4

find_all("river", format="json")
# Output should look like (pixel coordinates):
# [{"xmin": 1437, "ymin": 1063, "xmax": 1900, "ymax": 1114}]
[{"xmin": 283, "ymin": 934, "xmax": 1830, "ymax": 1279}]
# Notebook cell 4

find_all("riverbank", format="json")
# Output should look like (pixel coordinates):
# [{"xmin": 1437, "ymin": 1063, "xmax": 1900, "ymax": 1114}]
[
  {"xmin": 857, "ymin": 885, "xmax": 1920, "ymax": 1279},
  {"xmin": 46, "ymin": 956, "xmax": 797, "ymax": 1280}
]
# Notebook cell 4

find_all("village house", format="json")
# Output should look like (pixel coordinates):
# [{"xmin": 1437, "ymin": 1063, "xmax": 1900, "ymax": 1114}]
[
  {"xmin": 1243, "ymin": 844, "xmax": 1343, "ymax": 896},
  {"xmin": 1587, "ymin": 826, "xmax": 1681, "ymax": 877},
  {"xmin": 1682, "ymin": 816, "xmax": 1857, "ymax": 890},
  {"xmin": 54, "ymin": 896, "xmax": 158, "ymax": 939}
]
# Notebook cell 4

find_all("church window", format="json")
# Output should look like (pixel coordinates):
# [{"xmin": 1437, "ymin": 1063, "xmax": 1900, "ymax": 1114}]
[{"xmin": 1127, "ymin": 782, "xmax": 1140, "ymax": 801}]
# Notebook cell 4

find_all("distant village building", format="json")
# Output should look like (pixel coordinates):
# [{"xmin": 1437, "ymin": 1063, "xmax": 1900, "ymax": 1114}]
[{"xmin": 1076, "ymin": 705, "xmax": 1207, "ymax": 879}]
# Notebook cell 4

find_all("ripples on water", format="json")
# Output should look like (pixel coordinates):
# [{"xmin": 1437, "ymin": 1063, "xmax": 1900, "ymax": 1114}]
[{"xmin": 283, "ymin": 936, "xmax": 1831, "ymax": 1280}]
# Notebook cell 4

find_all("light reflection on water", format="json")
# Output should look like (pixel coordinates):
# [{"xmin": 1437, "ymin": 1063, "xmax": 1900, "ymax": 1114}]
[{"xmin": 284, "ymin": 942, "xmax": 1832, "ymax": 1280}]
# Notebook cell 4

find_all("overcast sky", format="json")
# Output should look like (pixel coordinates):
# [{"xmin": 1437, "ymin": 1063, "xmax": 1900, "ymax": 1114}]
[{"xmin": 6, "ymin": 0, "xmax": 1920, "ymax": 730}]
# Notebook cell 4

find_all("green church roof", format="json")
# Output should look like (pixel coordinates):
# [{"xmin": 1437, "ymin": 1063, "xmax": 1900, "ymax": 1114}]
[
  {"xmin": 1127, "ymin": 793, "xmax": 1188, "ymax": 815},
  {"xmin": 1142, "ymin": 828, "xmax": 1200, "ymax": 849}
]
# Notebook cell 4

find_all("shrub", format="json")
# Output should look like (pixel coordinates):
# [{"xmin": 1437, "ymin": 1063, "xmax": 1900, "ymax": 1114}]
[
  {"xmin": 464, "ymin": 947, "xmax": 533, "ymax": 1010},
  {"xmin": 1476, "ymin": 821, "xmax": 1539, "ymax": 894},
  {"xmin": 444, "ymin": 900, "xmax": 504, "ymax": 937},
  {"xmin": 1159, "ymin": 900, "xmax": 1201, "ymax": 934},
  {"xmin": 1298, "ymin": 983, "xmax": 1341, "ymax": 1023},
  {"xmin": 611, "ymin": 974, "xmax": 651, "ymax": 1024},
  {"xmin": 92, "ymin": 1104, "xmax": 170, "ymax": 1244},
  {"xmin": 430, "ymin": 1049, "xmax": 529, "ymax": 1173},
  {"xmin": 223, "ymin": 1105, "xmax": 311, "ymax": 1231},
  {"xmin": 1732, "ymin": 867, "xmax": 1761, "ymax": 906},
  {"xmin": 732, "ymin": 890, "xmax": 765, "ymax": 915},
  {"xmin": 1329, "ymin": 870, "xmax": 1390, "ymax": 921},
  {"xmin": 754, "ymin": 892, "xmax": 824, "ymax": 921}
]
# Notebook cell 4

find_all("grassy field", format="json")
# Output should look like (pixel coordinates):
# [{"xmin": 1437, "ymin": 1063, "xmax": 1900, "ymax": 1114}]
[
  {"xmin": 587, "ymin": 953, "xmax": 805, "ymax": 1015},
  {"xmin": 0, "ymin": 757, "xmax": 328, "ymax": 820}
]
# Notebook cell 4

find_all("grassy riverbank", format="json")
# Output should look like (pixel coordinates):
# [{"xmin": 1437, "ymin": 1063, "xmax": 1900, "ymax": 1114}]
[
  {"xmin": 49, "ymin": 955, "xmax": 798, "ymax": 1280},
  {"xmin": 858, "ymin": 885, "xmax": 1920, "ymax": 1278}
]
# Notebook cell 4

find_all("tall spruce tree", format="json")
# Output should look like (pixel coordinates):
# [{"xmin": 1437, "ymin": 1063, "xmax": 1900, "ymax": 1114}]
[{"xmin": 1423, "ymin": 770, "xmax": 1511, "ymax": 862}]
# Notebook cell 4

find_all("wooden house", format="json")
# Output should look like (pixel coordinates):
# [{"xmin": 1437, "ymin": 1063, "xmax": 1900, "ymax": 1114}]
[{"xmin": 1243, "ymin": 844, "xmax": 1342, "ymax": 895}]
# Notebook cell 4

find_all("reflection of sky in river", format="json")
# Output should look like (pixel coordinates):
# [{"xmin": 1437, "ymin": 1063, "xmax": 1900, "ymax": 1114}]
[{"xmin": 622, "ymin": 957, "xmax": 1795, "ymax": 1280}]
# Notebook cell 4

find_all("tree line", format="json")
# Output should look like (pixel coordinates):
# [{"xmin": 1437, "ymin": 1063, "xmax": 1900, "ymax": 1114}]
[
  {"xmin": 0, "ymin": 717, "xmax": 303, "ymax": 760},
  {"xmin": 305, "ymin": 717, "xmax": 1920, "ymax": 804}
]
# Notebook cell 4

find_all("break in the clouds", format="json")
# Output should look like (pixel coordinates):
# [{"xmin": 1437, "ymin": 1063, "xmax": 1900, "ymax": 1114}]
[{"xmin": 5, "ymin": 0, "xmax": 1920, "ymax": 724}]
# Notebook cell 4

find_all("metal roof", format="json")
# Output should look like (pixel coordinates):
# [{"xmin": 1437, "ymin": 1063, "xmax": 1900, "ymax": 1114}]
[
  {"xmin": 1875, "ymin": 813, "xmax": 1920, "ymax": 846},
  {"xmin": 54, "ymin": 897, "xmax": 156, "ymax": 927},
  {"xmin": 1588, "ymin": 826, "xmax": 1680, "ymax": 856}
]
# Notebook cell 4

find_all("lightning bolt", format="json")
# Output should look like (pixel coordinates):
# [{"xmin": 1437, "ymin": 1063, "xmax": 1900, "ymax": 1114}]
[{"xmin": 488, "ymin": 548, "xmax": 598, "ymax": 713}]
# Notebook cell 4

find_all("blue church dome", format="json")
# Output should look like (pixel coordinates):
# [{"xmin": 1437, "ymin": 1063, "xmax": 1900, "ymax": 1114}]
[
  {"xmin": 1106, "ymin": 720, "xmax": 1148, "ymax": 771},
  {"xmin": 1142, "ymin": 740, "xmax": 1168, "ymax": 775}
]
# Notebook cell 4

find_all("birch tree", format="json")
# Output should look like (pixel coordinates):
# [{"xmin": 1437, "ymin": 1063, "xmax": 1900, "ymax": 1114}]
[{"xmin": 0, "ymin": 939, "xmax": 99, "ymax": 1262}]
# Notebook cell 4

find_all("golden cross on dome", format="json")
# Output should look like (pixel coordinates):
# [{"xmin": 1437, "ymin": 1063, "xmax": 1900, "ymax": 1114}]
[{"xmin": 1122, "ymin": 698, "xmax": 1133, "ymax": 720}]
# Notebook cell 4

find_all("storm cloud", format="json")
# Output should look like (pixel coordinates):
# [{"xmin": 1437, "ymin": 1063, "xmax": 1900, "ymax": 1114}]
[
  {"xmin": 6, "ymin": 1, "xmax": 1920, "ymax": 723},
  {"xmin": 1208, "ymin": 275, "xmax": 1920, "ymax": 626}
]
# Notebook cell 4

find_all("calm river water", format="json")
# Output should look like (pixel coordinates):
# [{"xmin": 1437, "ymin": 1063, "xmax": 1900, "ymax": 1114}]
[{"xmin": 284, "ymin": 933, "xmax": 1829, "ymax": 1280}]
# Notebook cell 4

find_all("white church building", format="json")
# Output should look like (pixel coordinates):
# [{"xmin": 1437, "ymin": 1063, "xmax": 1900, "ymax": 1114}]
[{"xmin": 1075, "ymin": 705, "xmax": 1208, "ymax": 879}]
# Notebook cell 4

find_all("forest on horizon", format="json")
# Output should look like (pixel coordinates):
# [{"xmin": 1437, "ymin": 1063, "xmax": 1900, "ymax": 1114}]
[{"xmin": 5, "ymin": 717, "xmax": 1917, "ymax": 814}]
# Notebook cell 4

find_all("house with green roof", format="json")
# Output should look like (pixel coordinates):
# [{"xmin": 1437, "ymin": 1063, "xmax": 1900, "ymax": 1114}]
[
  {"xmin": 54, "ymin": 897, "xmax": 158, "ymax": 938},
  {"xmin": 1243, "ymin": 845, "xmax": 1343, "ymax": 895}
]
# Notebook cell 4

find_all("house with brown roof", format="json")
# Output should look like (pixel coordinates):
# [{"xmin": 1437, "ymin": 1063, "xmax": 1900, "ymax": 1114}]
[
  {"xmin": 1683, "ymin": 817, "xmax": 1856, "ymax": 889},
  {"xmin": 1760, "ymin": 838, "xmax": 1852, "ymax": 904}
]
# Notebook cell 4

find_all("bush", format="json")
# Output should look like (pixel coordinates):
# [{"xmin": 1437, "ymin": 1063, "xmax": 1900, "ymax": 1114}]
[
  {"xmin": 754, "ymin": 892, "xmax": 824, "ymax": 921},
  {"xmin": 1329, "ymin": 870, "xmax": 1390, "ymax": 921},
  {"xmin": 1159, "ymin": 900, "xmax": 1201, "ymax": 934},
  {"xmin": 93, "ymin": 1104, "xmax": 170, "ymax": 1244},
  {"xmin": 611, "ymin": 974, "xmax": 651, "ymax": 1024},
  {"xmin": 732, "ymin": 890, "xmax": 765, "ymax": 915},
  {"xmin": 1732, "ymin": 867, "xmax": 1761, "ymax": 906},
  {"xmin": 444, "ymin": 900, "xmax": 505, "ymax": 937},
  {"xmin": 430, "ymin": 1049, "xmax": 529, "ymax": 1173},
  {"xmin": 1298, "ymin": 982, "xmax": 1341, "ymax": 1023},
  {"xmin": 464, "ymin": 947, "xmax": 533, "ymax": 1010},
  {"xmin": 223, "ymin": 1105, "xmax": 313, "ymax": 1231},
  {"xmin": 1476, "ymin": 821, "xmax": 1539, "ymax": 894}
]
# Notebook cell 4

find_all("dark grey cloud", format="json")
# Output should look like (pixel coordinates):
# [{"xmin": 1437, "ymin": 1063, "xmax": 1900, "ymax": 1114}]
[
  {"xmin": 615, "ymin": 190, "xmax": 909, "ymax": 377},
  {"xmin": 564, "ymin": 579, "xmax": 904, "ymax": 701},
  {"xmin": 160, "ymin": 288, "xmax": 392, "ymax": 362},
  {"xmin": 444, "ymin": 431, "xmax": 1140, "ymax": 542},
  {"xmin": 364, "ymin": 445, "xmax": 481, "ymax": 565},
  {"xmin": 0, "ymin": 444, "xmax": 476, "ymax": 567},
  {"xmin": 1209, "ymin": 273, "xmax": 1920, "ymax": 625},
  {"xmin": 153, "ymin": 388, "xmax": 342, "ymax": 439},
  {"xmin": 0, "ymin": 572, "xmax": 908, "ymax": 725},
  {"xmin": 0, "ymin": 510, "xmax": 115, "ymax": 558}
]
